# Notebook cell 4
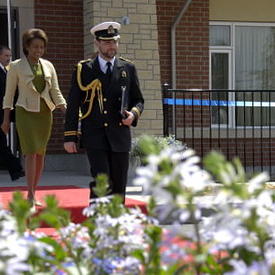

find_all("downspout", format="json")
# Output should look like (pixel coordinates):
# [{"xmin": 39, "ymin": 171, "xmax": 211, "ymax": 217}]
[
  {"xmin": 6, "ymin": 0, "xmax": 12, "ymax": 49},
  {"xmin": 171, "ymin": 0, "xmax": 192, "ymax": 135},
  {"xmin": 171, "ymin": 0, "xmax": 192, "ymax": 89},
  {"xmin": 6, "ymin": 0, "xmax": 15, "ymax": 153}
]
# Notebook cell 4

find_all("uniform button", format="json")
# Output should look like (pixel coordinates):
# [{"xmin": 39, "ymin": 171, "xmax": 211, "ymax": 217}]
[
  {"xmin": 118, "ymin": 97, "xmax": 121, "ymax": 101},
  {"xmin": 103, "ymin": 98, "xmax": 107, "ymax": 102},
  {"xmin": 104, "ymin": 123, "xmax": 108, "ymax": 127},
  {"xmin": 104, "ymin": 110, "xmax": 107, "ymax": 114},
  {"xmin": 119, "ymin": 122, "xmax": 122, "ymax": 126}
]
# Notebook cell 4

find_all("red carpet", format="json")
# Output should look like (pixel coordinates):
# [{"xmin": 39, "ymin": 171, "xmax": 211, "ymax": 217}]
[{"xmin": 0, "ymin": 185, "xmax": 147, "ymax": 225}]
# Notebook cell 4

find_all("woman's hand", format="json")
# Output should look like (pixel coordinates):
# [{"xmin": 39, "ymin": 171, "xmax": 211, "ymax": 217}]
[{"xmin": 1, "ymin": 109, "xmax": 11, "ymax": 134}]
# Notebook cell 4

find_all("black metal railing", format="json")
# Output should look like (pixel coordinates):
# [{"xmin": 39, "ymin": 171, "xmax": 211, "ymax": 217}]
[{"xmin": 162, "ymin": 85, "xmax": 275, "ymax": 179}]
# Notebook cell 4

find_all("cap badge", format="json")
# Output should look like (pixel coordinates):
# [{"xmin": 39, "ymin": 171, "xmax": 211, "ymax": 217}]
[
  {"xmin": 108, "ymin": 25, "xmax": 115, "ymax": 34},
  {"xmin": 121, "ymin": 70, "xmax": 127, "ymax": 78}
]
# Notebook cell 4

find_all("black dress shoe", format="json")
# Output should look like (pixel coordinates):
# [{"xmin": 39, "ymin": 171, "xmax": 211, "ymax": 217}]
[{"xmin": 11, "ymin": 170, "xmax": 25, "ymax": 181}]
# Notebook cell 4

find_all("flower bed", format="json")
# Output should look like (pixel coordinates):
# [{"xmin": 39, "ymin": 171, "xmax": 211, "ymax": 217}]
[{"xmin": 0, "ymin": 135, "xmax": 274, "ymax": 274}]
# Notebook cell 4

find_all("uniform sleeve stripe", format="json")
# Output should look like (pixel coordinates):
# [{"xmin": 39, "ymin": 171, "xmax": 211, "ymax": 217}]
[
  {"xmin": 64, "ymin": 131, "xmax": 78, "ymax": 136},
  {"xmin": 131, "ymin": 107, "xmax": 141, "ymax": 118}
]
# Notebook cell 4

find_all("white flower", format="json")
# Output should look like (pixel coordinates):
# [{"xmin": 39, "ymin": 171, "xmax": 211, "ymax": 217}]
[
  {"xmin": 225, "ymin": 260, "xmax": 270, "ymax": 275},
  {"xmin": 179, "ymin": 209, "xmax": 190, "ymax": 223},
  {"xmin": 247, "ymin": 172, "xmax": 269, "ymax": 193}
]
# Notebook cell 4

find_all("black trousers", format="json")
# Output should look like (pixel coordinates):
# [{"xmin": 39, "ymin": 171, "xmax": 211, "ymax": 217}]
[
  {"xmin": 0, "ymin": 128, "xmax": 22, "ymax": 180},
  {"xmin": 86, "ymin": 148, "xmax": 129, "ymax": 201}
]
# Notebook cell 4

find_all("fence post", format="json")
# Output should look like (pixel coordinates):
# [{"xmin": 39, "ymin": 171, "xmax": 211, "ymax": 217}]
[{"xmin": 162, "ymin": 83, "xmax": 170, "ymax": 136}]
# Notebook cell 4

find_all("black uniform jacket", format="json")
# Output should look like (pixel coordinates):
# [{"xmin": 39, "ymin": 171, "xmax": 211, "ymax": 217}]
[
  {"xmin": 64, "ymin": 56, "xmax": 144, "ymax": 152},
  {"xmin": 0, "ymin": 68, "xmax": 17, "ymax": 123}
]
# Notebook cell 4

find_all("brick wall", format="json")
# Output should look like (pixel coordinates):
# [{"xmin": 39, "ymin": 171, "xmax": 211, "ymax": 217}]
[
  {"xmin": 184, "ymin": 137, "xmax": 275, "ymax": 168},
  {"xmin": 156, "ymin": 0, "xmax": 209, "ymax": 89},
  {"xmin": 34, "ymin": 0, "xmax": 84, "ymax": 153}
]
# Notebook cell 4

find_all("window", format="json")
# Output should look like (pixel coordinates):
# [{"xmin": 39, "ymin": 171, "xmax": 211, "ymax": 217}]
[{"xmin": 210, "ymin": 23, "xmax": 275, "ymax": 126}]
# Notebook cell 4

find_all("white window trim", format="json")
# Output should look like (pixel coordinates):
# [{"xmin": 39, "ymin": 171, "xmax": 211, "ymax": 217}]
[
  {"xmin": 210, "ymin": 21, "xmax": 275, "ymax": 88},
  {"xmin": 209, "ymin": 21, "xmax": 275, "ymax": 129}
]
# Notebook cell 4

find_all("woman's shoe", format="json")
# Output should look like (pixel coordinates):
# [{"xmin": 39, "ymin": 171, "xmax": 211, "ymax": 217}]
[
  {"xmin": 34, "ymin": 200, "xmax": 43, "ymax": 207},
  {"xmin": 30, "ymin": 205, "xmax": 36, "ymax": 214},
  {"xmin": 27, "ymin": 198, "xmax": 36, "ymax": 213}
]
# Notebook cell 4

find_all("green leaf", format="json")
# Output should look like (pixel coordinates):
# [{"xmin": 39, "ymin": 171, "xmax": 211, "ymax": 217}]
[
  {"xmin": 9, "ymin": 191, "xmax": 32, "ymax": 234},
  {"xmin": 39, "ymin": 236, "xmax": 67, "ymax": 261},
  {"xmin": 30, "ymin": 195, "xmax": 70, "ymax": 229},
  {"xmin": 93, "ymin": 174, "xmax": 110, "ymax": 197}
]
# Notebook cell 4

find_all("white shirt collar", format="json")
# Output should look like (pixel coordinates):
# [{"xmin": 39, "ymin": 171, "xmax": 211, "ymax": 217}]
[
  {"xmin": 0, "ymin": 63, "xmax": 6, "ymax": 72},
  {"xmin": 98, "ymin": 55, "xmax": 115, "ymax": 73}
]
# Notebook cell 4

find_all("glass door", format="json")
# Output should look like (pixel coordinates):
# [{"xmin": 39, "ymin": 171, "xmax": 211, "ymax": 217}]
[{"xmin": 210, "ymin": 51, "xmax": 231, "ymax": 125}]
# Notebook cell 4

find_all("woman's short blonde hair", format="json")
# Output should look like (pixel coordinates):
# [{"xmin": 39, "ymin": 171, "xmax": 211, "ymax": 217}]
[{"xmin": 22, "ymin": 28, "xmax": 48, "ymax": 56}]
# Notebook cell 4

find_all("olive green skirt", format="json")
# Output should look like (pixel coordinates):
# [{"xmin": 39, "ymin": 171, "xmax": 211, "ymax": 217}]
[{"xmin": 16, "ymin": 99, "xmax": 52, "ymax": 155}]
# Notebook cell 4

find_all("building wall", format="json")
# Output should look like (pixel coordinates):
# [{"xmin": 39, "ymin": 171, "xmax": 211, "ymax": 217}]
[
  {"xmin": 210, "ymin": 0, "xmax": 275, "ymax": 22},
  {"xmin": 4, "ymin": 0, "xmax": 209, "ymax": 156},
  {"xmin": 156, "ymin": 0, "xmax": 209, "ymax": 89},
  {"xmin": 83, "ymin": 0, "xmax": 163, "ymax": 137},
  {"xmin": 34, "ymin": 0, "xmax": 84, "ymax": 153}
]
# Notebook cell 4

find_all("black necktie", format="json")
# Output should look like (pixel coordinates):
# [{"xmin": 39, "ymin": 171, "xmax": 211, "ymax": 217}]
[{"xmin": 106, "ymin": 62, "xmax": 112, "ymax": 80}]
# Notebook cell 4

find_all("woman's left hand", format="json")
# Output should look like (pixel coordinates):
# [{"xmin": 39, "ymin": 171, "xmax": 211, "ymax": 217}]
[{"xmin": 122, "ymin": 111, "xmax": 134, "ymax": 126}]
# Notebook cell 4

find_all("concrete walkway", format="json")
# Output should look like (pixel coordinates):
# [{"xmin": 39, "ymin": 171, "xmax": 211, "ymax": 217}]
[{"xmin": 0, "ymin": 170, "xmax": 146, "ymax": 202}]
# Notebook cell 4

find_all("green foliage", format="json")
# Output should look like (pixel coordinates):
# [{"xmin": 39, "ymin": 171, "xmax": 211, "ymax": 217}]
[
  {"xmin": 203, "ymin": 151, "xmax": 246, "ymax": 185},
  {"xmin": 1, "ymin": 136, "xmax": 274, "ymax": 275},
  {"xmin": 32, "ymin": 196, "xmax": 71, "ymax": 230},
  {"xmin": 92, "ymin": 174, "xmax": 110, "ymax": 197},
  {"xmin": 130, "ymin": 134, "xmax": 183, "ymax": 165},
  {"xmin": 9, "ymin": 191, "xmax": 33, "ymax": 234}
]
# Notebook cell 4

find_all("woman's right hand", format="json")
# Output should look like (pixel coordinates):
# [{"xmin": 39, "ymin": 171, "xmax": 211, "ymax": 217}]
[
  {"xmin": 1, "ymin": 109, "xmax": 11, "ymax": 134},
  {"xmin": 1, "ymin": 121, "xmax": 10, "ymax": 134}
]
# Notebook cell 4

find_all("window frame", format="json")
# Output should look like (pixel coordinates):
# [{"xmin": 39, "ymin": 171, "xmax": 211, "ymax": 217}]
[{"xmin": 209, "ymin": 21, "xmax": 275, "ymax": 129}]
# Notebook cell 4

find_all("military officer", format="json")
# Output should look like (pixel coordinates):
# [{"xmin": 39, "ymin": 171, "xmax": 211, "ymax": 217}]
[{"xmin": 64, "ymin": 21, "xmax": 144, "ymax": 202}]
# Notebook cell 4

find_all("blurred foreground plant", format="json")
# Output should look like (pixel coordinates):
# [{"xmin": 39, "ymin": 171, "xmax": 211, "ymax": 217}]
[
  {"xmin": 134, "ymin": 136, "xmax": 275, "ymax": 275},
  {"xmin": 0, "ymin": 135, "xmax": 274, "ymax": 274}
]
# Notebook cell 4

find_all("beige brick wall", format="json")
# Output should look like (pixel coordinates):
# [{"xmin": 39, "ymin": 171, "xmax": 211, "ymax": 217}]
[{"xmin": 83, "ymin": 0, "xmax": 163, "ymax": 137}]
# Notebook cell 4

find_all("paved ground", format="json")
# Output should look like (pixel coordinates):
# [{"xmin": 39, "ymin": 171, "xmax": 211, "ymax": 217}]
[
  {"xmin": 0, "ymin": 170, "xmax": 204, "ymax": 234},
  {"xmin": 0, "ymin": 170, "xmax": 146, "ymax": 202}
]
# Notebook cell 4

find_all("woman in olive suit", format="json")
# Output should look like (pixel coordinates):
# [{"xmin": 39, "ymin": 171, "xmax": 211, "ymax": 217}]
[{"xmin": 1, "ymin": 29, "xmax": 66, "ymax": 209}]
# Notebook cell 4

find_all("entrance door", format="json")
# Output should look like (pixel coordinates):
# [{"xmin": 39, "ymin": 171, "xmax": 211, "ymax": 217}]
[
  {"xmin": 0, "ymin": 6, "xmax": 19, "ymax": 58},
  {"xmin": 0, "ymin": 6, "xmax": 19, "ymax": 158}
]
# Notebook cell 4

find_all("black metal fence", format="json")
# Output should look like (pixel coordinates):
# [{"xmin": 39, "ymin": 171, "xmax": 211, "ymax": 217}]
[{"xmin": 162, "ymin": 85, "xmax": 275, "ymax": 179}]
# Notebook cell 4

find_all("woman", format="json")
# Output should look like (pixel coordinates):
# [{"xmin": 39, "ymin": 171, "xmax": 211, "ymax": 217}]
[{"xmin": 1, "ymin": 28, "xmax": 66, "ymax": 210}]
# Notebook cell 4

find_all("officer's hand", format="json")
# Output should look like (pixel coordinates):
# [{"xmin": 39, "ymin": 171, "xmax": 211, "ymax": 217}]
[
  {"xmin": 1, "ymin": 121, "xmax": 10, "ymax": 135},
  {"xmin": 122, "ymin": 111, "xmax": 134, "ymax": 126},
  {"xmin": 64, "ymin": 142, "xmax": 77, "ymax": 153}
]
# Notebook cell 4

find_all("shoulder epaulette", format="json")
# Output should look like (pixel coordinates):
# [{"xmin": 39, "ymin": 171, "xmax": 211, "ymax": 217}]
[
  {"xmin": 119, "ymin": 56, "xmax": 134, "ymax": 64},
  {"xmin": 78, "ymin": 58, "xmax": 92, "ymax": 65}
]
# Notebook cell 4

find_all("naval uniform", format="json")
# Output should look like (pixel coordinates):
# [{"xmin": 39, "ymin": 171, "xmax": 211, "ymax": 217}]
[{"xmin": 64, "ymin": 56, "xmax": 144, "ymax": 200}]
